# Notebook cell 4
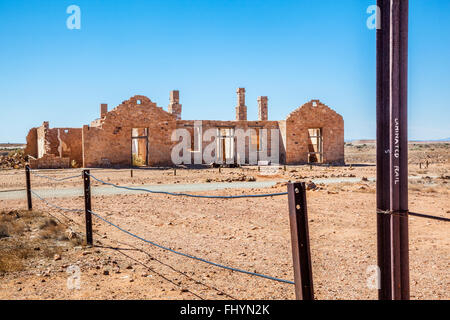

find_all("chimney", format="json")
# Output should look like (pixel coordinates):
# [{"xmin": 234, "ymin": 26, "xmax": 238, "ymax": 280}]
[
  {"xmin": 100, "ymin": 104, "xmax": 108, "ymax": 118},
  {"xmin": 257, "ymin": 96, "xmax": 268, "ymax": 121},
  {"xmin": 235, "ymin": 88, "xmax": 247, "ymax": 121},
  {"xmin": 168, "ymin": 90, "xmax": 182, "ymax": 120}
]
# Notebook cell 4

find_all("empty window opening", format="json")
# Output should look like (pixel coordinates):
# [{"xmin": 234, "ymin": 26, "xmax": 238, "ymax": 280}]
[
  {"xmin": 131, "ymin": 128, "xmax": 148, "ymax": 167},
  {"xmin": 307, "ymin": 128, "xmax": 323, "ymax": 163},
  {"xmin": 136, "ymin": 100, "xmax": 142, "ymax": 105}
]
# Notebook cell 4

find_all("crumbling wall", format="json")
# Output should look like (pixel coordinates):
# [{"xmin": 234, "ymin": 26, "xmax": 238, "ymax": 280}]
[
  {"xmin": 29, "ymin": 154, "xmax": 70, "ymax": 169},
  {"xmin": 285, "ymin": 100, "xmax": 344, "ymax": 164},
  {"xmin": 24, "ymin": 128, "xmax": 38, "ymax": 158},
  {"xmin": 36, "ymin": 123, "xmax": 48, "ymax": 158},
  {"xmin": 82, "ymin": 95, "xmax": 177, "ymax": 168},
  {"xmin": 25, "ymin": 122, "xmax": 83, "ymax": 167},
  {"xmin": 277, "ymin": 120, "xmax": 287, "ymax": 164},
  {"xmin": 25, "ymin": 90, "xmax": 345, "ymax": 169},
  {"xmin": 55, "ymin": 128, "xmax": 83, "ymax": 167}
]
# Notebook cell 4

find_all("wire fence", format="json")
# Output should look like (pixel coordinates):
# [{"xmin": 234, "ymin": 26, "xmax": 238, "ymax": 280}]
[
  {"xmin": 409, "ymin": 212, "xmax": 450, "ymax": 223},
  {"xmin": 89, "ymin": 209, "xmax": 294, "ymax": 285},
  {"xmin": 27, "ymin": 169, "xmax": 295, "ymax": 286},
  {"xmin": 30, "ymin": 190, "xmax": 83, "ymax": 213},
  {"xmin": 29, "ymin": 170, "xmax": 82, "ymax": 182},
  {"xmin": 86, "ymin": 172, "xmax": 289, "ymax": 199},
  {"xmin": 23, "ymin": 166, "xmax": 449, "ymax": 300}
]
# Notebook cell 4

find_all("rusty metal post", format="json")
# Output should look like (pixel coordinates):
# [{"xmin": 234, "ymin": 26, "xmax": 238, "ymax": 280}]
[
  {"xmin": 25, "ymin": 165, "xmax": 32, "ymax": 211},
  {"xmin": 83, "ymin": 170, "xmax": 93, "ymax": 246},
  {"xmin": 131, "ymin": 169, "xmax": 133, "ymax": 178},
  {"xmin": 376, "ymin": 0, "xmax": 409, "ymax": 300},
  {"xmin": 287, "ymin": 182, "xmax": 314, "ymax": 300}
]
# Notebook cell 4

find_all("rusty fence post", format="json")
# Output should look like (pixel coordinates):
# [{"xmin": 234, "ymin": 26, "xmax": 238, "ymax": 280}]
[
  {"xmin": 83, "ymin": 170, "xmax": 93, "ymax": 246},
  {"xmin": 376, "ymin": 0, "xmax": 409, "ymax": 300},
  {"xmin": 287, "ymin": 182, "xmax": 314, "ymax": 300},
  {"xmin": 25, "ymin": 165, "xmax": 32, "ymax": 211}
]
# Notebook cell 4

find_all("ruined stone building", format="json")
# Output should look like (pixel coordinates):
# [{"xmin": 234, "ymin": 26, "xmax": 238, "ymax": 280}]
[{"xmin": 25, "ymin": 89, "xmax": 344, "ymax": 169}]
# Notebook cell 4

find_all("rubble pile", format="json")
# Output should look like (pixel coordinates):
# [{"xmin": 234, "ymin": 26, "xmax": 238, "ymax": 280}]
[{"xmin": 0, "ymin": 150, "xmax": 27, "ymax": 169}]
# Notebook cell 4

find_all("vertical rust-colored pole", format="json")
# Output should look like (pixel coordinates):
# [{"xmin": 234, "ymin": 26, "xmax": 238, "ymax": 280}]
[
  {"xmin": 397, "ymin": 0, "xmax": 410, "ymax": 300},
  {"xmin": 83, "ymin": 170, "xmax": 93, "ymax": 246},
  {"xmin": 25, "ymin": 165, "xmax": 32, "ymax": 211},
  {"xmin": 287, "ymin": 182, "xmax": 314, "ymax": 300},
  {"xmin": 376, "ymin": 0, "xmax": 391, "ymax": 299},
  {"xmin": 376, "ymin": 0, "xmax": 409, "ymax": 300}
]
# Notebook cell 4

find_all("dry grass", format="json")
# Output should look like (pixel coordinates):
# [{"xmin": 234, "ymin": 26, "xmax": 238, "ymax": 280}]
[
  {"xmin": 326, "ymin": 181, "xmax": 376, "ymax": 194},
  {"xmin": 0, "ymin": 249, "xmax": 24, "ymax": 272},
  {"xmin": 0, "ymin": 210, "xmax": 77, "ymax": 273}
]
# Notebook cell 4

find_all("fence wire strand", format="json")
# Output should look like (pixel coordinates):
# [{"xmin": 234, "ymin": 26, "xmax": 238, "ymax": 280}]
[
  {"xmin": 30, "ymin": 190, "xmax": 83, "ymax": 213},
  {"xmin": 28, "ymin": 188, "xmax": 294, "ymax": 285},
  {"xmin": 89, "ymin": 209, "xmax": 295, "ymax": 285},
  {"xmin": 29, "ymin": 190, "xmax": 84, "ymax": 237},
  {"xmin": 409, "ymin": 212, "xmax": 450, "ymax": 222},
  {"xmin": 87, "ymin": 172, "xmax": 288, "ymax": 199},
  {"xmin": 30, "ymin": 170, "xmax": 82, "ymax": 182}
]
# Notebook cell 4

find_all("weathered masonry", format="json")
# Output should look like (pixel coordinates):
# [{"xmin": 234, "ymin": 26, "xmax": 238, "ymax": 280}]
[{"xmin": 25, "ymin": 89, "xmax": 344, "ymax": 168}]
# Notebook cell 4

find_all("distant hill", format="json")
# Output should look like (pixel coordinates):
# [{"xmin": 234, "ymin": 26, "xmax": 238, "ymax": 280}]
[
  {"xmin": 346, "ymin": 138, "xmax": 449, "ymax": 144},
  {"xmin": 410, "ymin": 138, "xmax": 450, "ymax": 143},
  {"xmin": 0, "ymin": 143, "xmax": 26, "ymax": 149}
]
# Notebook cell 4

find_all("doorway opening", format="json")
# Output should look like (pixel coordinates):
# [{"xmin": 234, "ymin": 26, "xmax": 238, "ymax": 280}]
[
  {"xmin": 131, "ymin": 128, "xmax": 148, "ymax": 167},
  {"xmin": 307, "ymin": 128, "xmax": 323, "ymax": 163},
  {"xmin": 217, "ymin": 128, "xmax": 235, "ymax": 164}
]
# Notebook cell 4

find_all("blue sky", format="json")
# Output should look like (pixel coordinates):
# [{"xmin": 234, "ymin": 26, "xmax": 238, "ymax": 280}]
[{"xmin": 0, "ymin": 0, "xmax": 449, "ymax": 143}]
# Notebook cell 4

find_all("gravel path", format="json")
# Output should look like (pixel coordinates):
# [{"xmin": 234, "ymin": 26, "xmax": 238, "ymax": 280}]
[{"xmin": 0, "ymin": 177, "xmax": 377, "ymax": 201}]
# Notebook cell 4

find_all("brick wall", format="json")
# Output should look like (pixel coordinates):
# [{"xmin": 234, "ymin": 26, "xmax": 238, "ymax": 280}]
[
  {"xmin": 82, "ymin": 95, "xmax": 177, "ymax": 168},
  {"xmin": 285, "ymin": 100, "xmax": 344, "ymax": 164},
  {"xmin": 24, "ymin": 128, "xmax": 38, "ymax": 158},
  {"xmin": 25, "ymin": 93, "xmax": 344, "ymax": 168},
  {"xmin": 25, "ymin": 122, "xmax": 82, "ymax": 167},
  {"xmin": 29, "ymin": 154, "xmax": 70, "ymax": 169}
]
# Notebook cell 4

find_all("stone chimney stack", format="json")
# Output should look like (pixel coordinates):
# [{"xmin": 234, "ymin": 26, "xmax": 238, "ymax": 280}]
[
  {"xmin": 168, "ymin": 90, "xmax": 182, "ymax": 120},
  {"xmin": 100, "ymin": 104, "xmax": 108, "ymax": 118},
  {"xmin": 235, "ymin": 88, "xmax": 247, "ymax": 121},
  {"xmin": 257, "ymin": 96, "xmax": 268, "ymax": 121}
]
